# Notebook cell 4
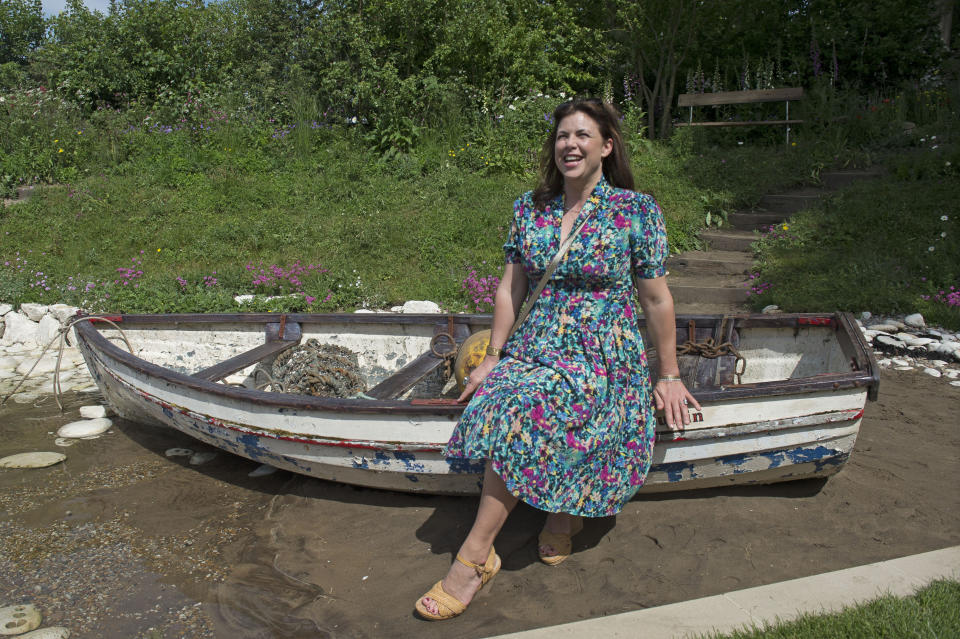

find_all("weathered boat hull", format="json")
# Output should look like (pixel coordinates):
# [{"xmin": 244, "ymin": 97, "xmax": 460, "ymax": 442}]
[{"xmin": 74, "ymin": 312, "xmax": 878, "ymax": 496}]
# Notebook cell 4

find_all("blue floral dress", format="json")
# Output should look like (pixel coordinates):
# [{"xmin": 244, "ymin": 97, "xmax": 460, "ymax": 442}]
[{"xmin": 445, "ymin": 176, "xmax": 669, "ymax": 517}]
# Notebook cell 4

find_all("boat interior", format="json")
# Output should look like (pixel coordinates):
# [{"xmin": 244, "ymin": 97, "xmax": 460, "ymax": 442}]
[{"xmin": 85, "ymin": 312, "xmax": 874, "ymax": 401}]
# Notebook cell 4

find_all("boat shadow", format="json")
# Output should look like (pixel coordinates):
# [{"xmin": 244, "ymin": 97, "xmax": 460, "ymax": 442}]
[{"xmin": 115, "ymin": 417, "xmax": 825, "ymax": 572}]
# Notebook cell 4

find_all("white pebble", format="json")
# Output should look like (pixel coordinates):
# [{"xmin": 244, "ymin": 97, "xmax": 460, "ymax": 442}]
[
  {"xmin": 0, "ymin": 452, "xmax": 66, "ymax": 468},
  {"xmin": 904, "ymin": 313, "xmax": 925, "ymax": 328},
  {"xmin": 891, "ymin": 358, "xmax": 910, "ymax": 366},
  {"xmin": 894, "ymin": 366, "xmax": 913, "ymax": 371},
  {"xmin": 860, "ymin": 311, "xmax": 872, "ymax": 321},
  {"xmin": 19, "ymin": 627, "xmax": 71, "ymax": 639},
  {"xmin": 945, "ymin": 370, "xmax": 959, "ymax": 379},
  {"xmin": 165, "ymin": 448, "xmax": 193, "ymax": 457},
  {"xmin": 928, "ymin": 360, "xmax": 948, "ymax": 368},
  {"xmin": 248, "ymin": 464, "xmax": 277, "ymax": 477},
  {"xmin": 78, "ymin": 405, "xmax": 108, "ymax": 419},
  {"xmin": 761, "ymin": 305, "xmax": 780, "ymax": 314},
  {"xmin": 54, "ymin": 438, "xmax": 77, "ymax": 447},
  {"xmin": 922, "ymin": 367, "xmax": 942, "ymax": 378},
  {"xmin": 950, "ymin": 381, "xmax": 960, "ymax": 387},
  {"xmin": 57, "ymin": 417, "xmax": 112, "ymax": 438},
  {"xmin": 189, "ymin": 452, "xmax": 217, "ymax": 465},
  {"xmin": 0, "ymin": 603, "xmax": 42, "ymax": 633}
]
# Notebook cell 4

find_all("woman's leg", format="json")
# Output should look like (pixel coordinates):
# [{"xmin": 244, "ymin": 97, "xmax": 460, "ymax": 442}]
[
  {"xmin": 420, "ymin": 461, "xmax": 518, "ymax": 615},
  {"xmin": 539, "ymin": 512, "xmax": 583, "ymax": 557}
]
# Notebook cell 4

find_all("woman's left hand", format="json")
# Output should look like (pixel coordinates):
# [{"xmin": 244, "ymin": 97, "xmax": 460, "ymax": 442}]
[{"xmin": 653, "ymin": 379, "xmax": 702, "ymax": 432}]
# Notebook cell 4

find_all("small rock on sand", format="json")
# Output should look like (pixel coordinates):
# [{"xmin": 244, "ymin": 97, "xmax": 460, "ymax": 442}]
[
  {"xmin": 0, "ymin": 603, "xmax": 42, "ymax": 634},
  {"xmin": 57, "ymin": 417, "xmax": 112, "ymax": 438},
  {"xmin": 165, "ymin": 448, "xmax": 193, "ymax": 457},
  {"xmin": 189, "ymin": 452, "xmax": 217, "ymax": 465},
  {"xmin": 79, "ymin": 405, "xmax": 108, "ymax": 419},
  {"xmin": 249, "ymin": 464, "xmax": 277, "ymax": 477},
  {"xmin": 950, "ymin": 381, "xmax": 960, "ymax": 387},
  {"xmin": 894, "ymin": 366, "xmax": 913, "ymax": 371},
  {"xmin": 0, "ymin": 452, "xmax": 66, "ymax": 469},
  {"xmin": 904, "ymin": 313, "xmax": 925, "ymax": 328},
  {"xmin": 922, "ymin": 368, "xmax": 942, "ymax": 378},
  {"xmin": 19, "ymin": 627, "xmax": 71, "ymax": 639}
]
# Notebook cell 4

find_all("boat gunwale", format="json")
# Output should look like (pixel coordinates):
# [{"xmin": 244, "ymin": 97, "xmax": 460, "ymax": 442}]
[{"xmin": 73, "ymin": 311, "xmax": 879, "ymax": 415}]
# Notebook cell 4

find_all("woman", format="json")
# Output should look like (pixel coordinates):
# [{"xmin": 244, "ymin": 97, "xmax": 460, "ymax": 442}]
[{"xmin": 415, "ymin": 98, "xmax": 700, "ymax": 620}]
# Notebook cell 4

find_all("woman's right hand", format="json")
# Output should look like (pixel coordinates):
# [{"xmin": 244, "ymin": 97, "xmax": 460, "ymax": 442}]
[{"xmin": 457, "ymin": 356, "xmax": 499, "ymax": 403}]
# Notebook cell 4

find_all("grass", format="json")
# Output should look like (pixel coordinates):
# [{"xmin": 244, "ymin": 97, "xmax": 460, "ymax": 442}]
[
  {"xmin": 0, "ymin": 114, "xmax": 839, "ymax": 314},
  {"xmin": 0, "ymin": 85, "xmax": 957, "ymax": 320},
  {"xmin": 747, "ymin": 145, "xmax": 960, "ymax": 329},
  {"xmin": 705, "ymin": 578, "xmax": 960, "ymax": 639}
]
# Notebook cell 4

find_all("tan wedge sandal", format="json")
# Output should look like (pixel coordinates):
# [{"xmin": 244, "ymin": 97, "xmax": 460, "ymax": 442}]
[
  {"xmin": 414, "ymin": 546, "xmax": 501, "ymax": 621},
  {"xmin": 538, "ymin": 519, "xmax": 584, "ymax": 566}
]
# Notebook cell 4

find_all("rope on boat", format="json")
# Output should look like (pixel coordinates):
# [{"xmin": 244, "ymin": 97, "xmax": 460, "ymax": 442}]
[
  {"xmin": 1, "ymin": 315, "xmax": 135, "ymax": 411},
  {"xmin": 677, "ymin": 317, "xmax": 747, "ymax": 384},
  {"xmin": 254, "ymin": 338, "xmax": 366, "ymax": 398}
]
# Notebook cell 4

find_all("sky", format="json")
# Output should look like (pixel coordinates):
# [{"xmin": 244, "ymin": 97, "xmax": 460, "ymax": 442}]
[{"xmin": 42, "ymin": 0, "xmax": 113, "ymax": 17}]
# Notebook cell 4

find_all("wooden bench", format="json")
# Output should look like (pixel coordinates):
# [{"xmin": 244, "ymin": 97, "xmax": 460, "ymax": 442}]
[{"xmin": 675, "ymin": 87, "xmax": 804, "ymax": 144}]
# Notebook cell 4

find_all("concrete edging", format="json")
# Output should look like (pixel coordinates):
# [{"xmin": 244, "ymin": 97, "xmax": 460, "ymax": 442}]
[{"xmin": 489, "ymin": 545, "xmax": 960, "ymax": 639}]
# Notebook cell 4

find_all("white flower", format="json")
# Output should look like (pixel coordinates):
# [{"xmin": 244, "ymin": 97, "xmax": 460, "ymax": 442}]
[
  {"xmin": 737, "ymin": 141, "xmax": 744, "ymax": 145},
  {"xmin": 920, "ymin": 138, "xmax": 926, "ymax": 142},
  {"xmin": 559, "ymin": 92, "xmax": 566, "ymax": 98},
  {"xmin": 0, "ymin": 97, "xmax": 4, "ymax": 103},
  {"xmin": 508, "ymin": 104, "xmax": 516, "ymax": 110},
  {"xmin": 946, "ymin": 161, "xmax": 952, "ymax": 167},
  {"xmin": 931, "ymin": 135, "xmax": 937, "ymax": 139},
  {"xmin": 942, "ymin": 232, "xmax": 948, "ymax": 238},
  {"xmin": 928, "ymin": 246, "xmax": 936, "ymax": 252},
  {"xmin": 932, "ymin": 145, "xmax": 939, "ymax": 149},
  {"xmin": 942, "ymin": 215, "xmax": 950, "ymax": 221}
]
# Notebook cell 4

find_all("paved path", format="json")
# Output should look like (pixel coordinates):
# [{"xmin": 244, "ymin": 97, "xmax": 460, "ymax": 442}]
[
  {"xmin": 670, "ymin": 169, "xmax": 883, "ymax": 316},
  {"xmin": 490, "ymin": 545, "xmax": 960, "ymax": 638}
]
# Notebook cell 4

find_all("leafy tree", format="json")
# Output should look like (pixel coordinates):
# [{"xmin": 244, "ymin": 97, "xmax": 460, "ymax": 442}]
[{"xmin": 0, "ymin": 0, "xmax": 44, "ymax": 65}]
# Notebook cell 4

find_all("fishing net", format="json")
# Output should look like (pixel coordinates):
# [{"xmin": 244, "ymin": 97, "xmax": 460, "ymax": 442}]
[{"xmin": 256, "ymin": 339, "xmax": 366, "ymax": 398}]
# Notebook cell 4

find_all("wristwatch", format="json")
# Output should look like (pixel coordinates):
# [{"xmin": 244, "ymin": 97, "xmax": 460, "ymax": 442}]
[{"xmin": 486, "ymin": 344, "xmax": 502, "ymax": 357}]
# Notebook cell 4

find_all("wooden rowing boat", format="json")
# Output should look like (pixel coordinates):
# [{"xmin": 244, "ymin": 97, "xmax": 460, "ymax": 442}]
[{"xmin": 73, "ymin": 311, "xmax": 878, "ymax": 495}]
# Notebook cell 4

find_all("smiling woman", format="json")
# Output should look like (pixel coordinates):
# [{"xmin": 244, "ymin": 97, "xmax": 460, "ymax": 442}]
[{"xmin": 414, "ymin": 98, "xmax": 699, "ymax": 621}]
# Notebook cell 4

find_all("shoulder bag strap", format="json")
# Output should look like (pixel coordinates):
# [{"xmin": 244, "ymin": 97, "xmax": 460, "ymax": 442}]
[{"xmin": 507, "ymin": 207, "xmax": 597, "ymax": 338}]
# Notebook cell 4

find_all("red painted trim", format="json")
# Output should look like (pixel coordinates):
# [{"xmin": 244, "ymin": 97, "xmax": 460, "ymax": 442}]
[{"xmin": 797, "ymin": 316, "xmax": 835, "ymax": 326}]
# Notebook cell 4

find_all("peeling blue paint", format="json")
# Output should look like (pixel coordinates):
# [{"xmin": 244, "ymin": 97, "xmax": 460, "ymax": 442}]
[
  {"xmin": 394, "ymin": 451, "xmax": 426, "ymax": 473},
  {"xmin": 446, "ymin": 458, "xmax": 486, "ymax": 474},
  {"xmin": 651, "ymin": 460, "xmax": 698, "ymax": 482}
]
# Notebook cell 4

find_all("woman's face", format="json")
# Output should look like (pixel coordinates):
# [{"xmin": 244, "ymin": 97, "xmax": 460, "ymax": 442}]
[{"xmin": 554, "ymin": 110, "xmax": 613, "ymax": 189}]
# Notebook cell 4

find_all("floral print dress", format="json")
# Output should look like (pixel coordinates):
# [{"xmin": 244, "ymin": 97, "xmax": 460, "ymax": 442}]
[{"xmin": 445, "ymin": 176, "xmax": 669, "ymax": 517}]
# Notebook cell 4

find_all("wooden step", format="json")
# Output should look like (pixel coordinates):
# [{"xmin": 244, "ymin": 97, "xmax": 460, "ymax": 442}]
[
  {"xmin": 728, "ymin": 211, "xmax": 787, "ymax": 231},
  {"xmin": 756, "ymin": 191, "xmax": 824, "ymax": 214},
  {"xmin": 668, "ymin": 272, "xmax": 750, "ymax": 304},
  {"xmin": 667, "ymin": 250, "xmax": 753, "ymax": 274},
  {"xmin": 673, "ymin": 301, "xmax": 749, "ymax": 315},
  {"xmin": 819, "ymin": 168, "xmax": 884, "ymax": 190},
  {"xmin": 700, "ymin": 229, "xmax": 756, "ymax": 252}
]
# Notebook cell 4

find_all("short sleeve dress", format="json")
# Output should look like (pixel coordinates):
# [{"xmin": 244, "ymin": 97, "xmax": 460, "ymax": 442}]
[{"xmin": 444, "ymin": 176, "xmax": 669, "ymax": 517}]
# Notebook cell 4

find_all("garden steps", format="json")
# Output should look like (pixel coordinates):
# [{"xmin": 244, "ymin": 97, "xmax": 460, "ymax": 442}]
[
  {"xmin": 668, "ymin": 271, "xmax": 750, "ymax": 304},
  {"xmin": 668, "ymin": 167, "xmax": 884, "ymax": 315},
  {"xmin": 667, "ymin": 250, "xmax": 753, "ymax": 275},
  {"xmin": 700, "ymin": 229, "xmax": 756, "ymax": 252}
]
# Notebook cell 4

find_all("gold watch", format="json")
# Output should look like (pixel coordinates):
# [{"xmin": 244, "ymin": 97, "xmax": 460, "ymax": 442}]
[{"xmin": 486, "ymin": 344, "xmax": 502, "ymax": 357}]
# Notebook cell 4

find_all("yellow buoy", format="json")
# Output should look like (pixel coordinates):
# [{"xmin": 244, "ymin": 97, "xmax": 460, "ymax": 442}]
[{"xmin": 453, "ymin": 329, "xmax": 492, "ymax": 391}]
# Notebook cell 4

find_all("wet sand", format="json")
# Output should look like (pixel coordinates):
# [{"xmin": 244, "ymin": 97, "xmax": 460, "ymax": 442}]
[{"xmin": 1, "ymin": 368, "xmax": 958, "ymax": 638}]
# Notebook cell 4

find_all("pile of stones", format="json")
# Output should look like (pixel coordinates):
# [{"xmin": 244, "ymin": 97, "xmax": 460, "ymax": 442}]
[
  {"xmin": 857, "ymin": 312, "xmax": 960, "ymax": 387},
  {"xmin": 0, "ymin": 303, "xmax": 98, "ymax": 402}
]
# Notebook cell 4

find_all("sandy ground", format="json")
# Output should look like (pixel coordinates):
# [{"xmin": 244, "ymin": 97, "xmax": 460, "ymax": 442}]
[{"xmin": 1, "ymin": 368, "xmax": 958, "ymax": 638}]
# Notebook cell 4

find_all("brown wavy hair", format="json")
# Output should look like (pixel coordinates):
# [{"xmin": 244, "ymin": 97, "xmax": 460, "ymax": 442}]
[{"xmin": 532, "ymin": 98, "xmax": 635, "ymax": 210}]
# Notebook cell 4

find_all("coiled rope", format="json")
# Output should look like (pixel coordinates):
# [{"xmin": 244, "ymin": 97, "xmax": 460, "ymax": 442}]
[{"xmin": 677, "ymin": 318, "xmax": 747, "ymax": 384}]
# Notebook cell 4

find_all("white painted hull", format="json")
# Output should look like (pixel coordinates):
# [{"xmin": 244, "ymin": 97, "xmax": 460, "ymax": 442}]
[{"xmin": 75, "ymin": 312, "xmax": 876, "ymax": 497}]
